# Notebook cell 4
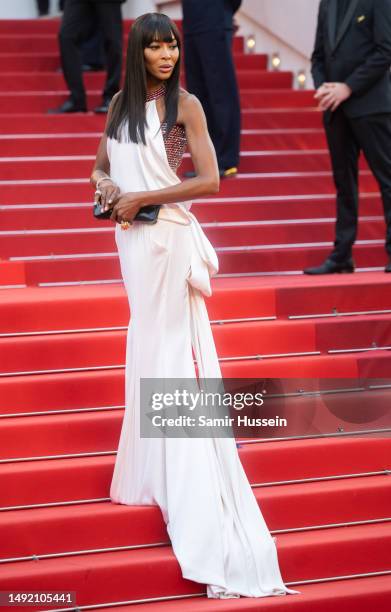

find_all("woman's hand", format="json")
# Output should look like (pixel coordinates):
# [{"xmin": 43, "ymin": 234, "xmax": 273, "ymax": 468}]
[
  {"xmin": 110, "ymin": 192, "xmax": 145, "ymax": 224},
  {"xmin": 96, "ymin": 179, "xmax": 121, "ymax": 212}
]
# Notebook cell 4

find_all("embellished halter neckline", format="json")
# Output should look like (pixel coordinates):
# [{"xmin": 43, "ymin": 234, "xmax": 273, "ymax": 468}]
[
  {"xmin": 146, "ymin": 83, "xmax": 166, "ymax": 102},
  {"xmin": 144, "ymin": 82, "xmax": 187, "ymax": 173}
]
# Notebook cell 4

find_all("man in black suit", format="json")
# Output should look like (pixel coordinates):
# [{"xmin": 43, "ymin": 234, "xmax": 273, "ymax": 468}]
[
  {"xmin": 48, "ymin": 0, "xmax": 125, "ymax": 114},
  {"xmin": 182, "ymin": 0, "xmax": 242, "ymax": 177},
  {"xmin": 304, "ymin": 0, "xmax": 391, "ymax": 274}
]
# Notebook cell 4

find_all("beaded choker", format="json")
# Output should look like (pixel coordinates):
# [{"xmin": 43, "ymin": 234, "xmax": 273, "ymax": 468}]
[{"xmin": 146, "ymin": 84, "xmax": 166, "ymax": 102}]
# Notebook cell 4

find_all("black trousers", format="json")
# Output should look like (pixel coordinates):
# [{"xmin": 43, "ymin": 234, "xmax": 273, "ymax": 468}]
[
  {"xmin": 59, "ymin": 0, "xmax": 122, "ymax": 107},
  {"xmin": 36, "ymin": 0, "xmax": 49, "ymax": 14},
  {"xmin": 81, "ymin": 29, "xmax": 105, "ymax": 68},
  {"xmin": 324, "ymin": 108, "xmax": 391, "ymax": 261},
  {"xmin": 36, "ymin": 0, "xmax": 64, "ymax": 14},
  {"xmin": 184, "ymin": 28, "xmax": 241, "ymax": 170}
]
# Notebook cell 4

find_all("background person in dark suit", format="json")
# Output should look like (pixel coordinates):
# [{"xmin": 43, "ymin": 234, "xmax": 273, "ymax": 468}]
[
  {"xmin": 48, "ymin": 0, "xmax": 125, "ymax": 114},
  {"xmin": 304, "ymin": 0, "xmax": 391, "ymax": 274},
  {"xmin": 182, "ymin": 0, "xmax": 242, "ymax": 178}
]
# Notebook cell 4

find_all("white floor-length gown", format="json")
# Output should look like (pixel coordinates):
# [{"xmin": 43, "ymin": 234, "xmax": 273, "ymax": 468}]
[{"xmin": 108, "ymin": 93, "xmax": 300, "ymax": 599}]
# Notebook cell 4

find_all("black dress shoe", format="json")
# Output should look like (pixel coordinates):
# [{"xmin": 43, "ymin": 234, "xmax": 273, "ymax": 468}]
[
  {"xmin": 47, "ymin": 100, "xmax": 87, "ymax": 114},
  {"xmin": 385, "ymin": 259, "xmax": 391, "ymax": 272},
  {"xmin": 93, "ymin": 99, "xmax": 111, "ymax": 113},
  {"xmin": 303, "ymin": 258, "xmax": 355, "ymax": 275}
]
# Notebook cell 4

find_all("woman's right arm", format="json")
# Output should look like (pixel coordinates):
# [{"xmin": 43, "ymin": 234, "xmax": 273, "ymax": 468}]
[{"xmin": 90, "ymin": 92, "xmax": 121, "ymax": 210}]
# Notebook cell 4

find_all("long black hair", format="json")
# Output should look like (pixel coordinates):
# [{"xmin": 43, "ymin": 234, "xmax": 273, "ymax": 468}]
[{"xmin": 106, "ymin": 13, "xmax": 181, "ymax": 145}]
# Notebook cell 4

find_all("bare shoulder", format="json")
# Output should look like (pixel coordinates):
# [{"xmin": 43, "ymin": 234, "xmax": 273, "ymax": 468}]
[{"xmin": 178, "ymin": 89, "xmax": 205, "ymax": 124}]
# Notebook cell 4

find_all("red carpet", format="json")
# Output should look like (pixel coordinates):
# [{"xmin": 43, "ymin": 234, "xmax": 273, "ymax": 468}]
[{"xmin": 0, "ymin": 17, "xmax": 390, "ymax": 612}]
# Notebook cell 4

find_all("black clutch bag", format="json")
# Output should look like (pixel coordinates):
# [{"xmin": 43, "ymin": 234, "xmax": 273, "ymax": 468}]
[{"xmin": 93, "ymin": 201, "xmax": 161, "ymax": 224}]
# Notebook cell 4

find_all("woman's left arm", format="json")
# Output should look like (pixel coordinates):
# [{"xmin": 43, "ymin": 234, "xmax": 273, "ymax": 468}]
[{"xmin": 110, "ymin": 93, "xmax": 220, "ymax": 223}]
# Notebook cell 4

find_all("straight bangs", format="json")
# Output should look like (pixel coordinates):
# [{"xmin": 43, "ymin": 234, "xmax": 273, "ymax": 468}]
[{"xmin": 142, "ymin": 17, "xmax": 180, "ymax": 48}]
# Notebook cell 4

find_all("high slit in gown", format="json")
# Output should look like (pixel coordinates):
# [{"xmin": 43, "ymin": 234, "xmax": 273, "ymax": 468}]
[{"xmin": 108, "ymin": 85, "xmax": 300, "ymax": 600}]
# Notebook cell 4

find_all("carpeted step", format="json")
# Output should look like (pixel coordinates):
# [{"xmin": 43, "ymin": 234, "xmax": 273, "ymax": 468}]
[
  {"xmin": 0, "ymin": 18, "xmax": 69, "ymax": 34},
  {"xmin": 0, "ymin": 260, "xmax": 25, "ymax": 287},
  {"xmin": 7, "ymin": 243, "xmax": 386, "ymax": 285},
  {"xmin": 0, "ymin": 501, "xmax": 168, "ymax": 560},
  {"xmin": 241, "ymin": 108, "xmax": 322, "ymax": 129},
  {"xmin": 0, "ymin": 51, "xmax": 267, "ymax": 72},
  {"xmin": 0, "ymin": 131, "xmax": 327, "ymax": 157},
  {"xmin": 0, "ymin": 109, "xmax": 324, "ymax": 132},
  {"xmin": 0, "ymin": 195, "xmax": 382, "ymax": 231},
  {"xmin": 0, "ymin": 173, "xmax": 379, "ymax": 206},
  {"xmin": 1, "ymin": 388, "xmax": 390, "ymax": 459},
  {"xmin": 0, "ymin": 521, "xmax": 390, "ymax": 610},
  {"xmin": 0, "ymin": 90, "xmax": 315, "ymax": 113},
  {"xmin": 358, "ymin": 352, "xmax": 391, "ymax": 377},
  {"xmin": 1, "ymin": 474, "xmax": 390, "ymax": 559},
  {"xmin": 0, "ymin": 369, "xmax": 126, "ymax": 414},
  {"xmin": 0, "ymin": 280, "xmax": 277, "ymax": 334},
  {"xmin": 0, "ymin": 150, "xmax": 372, "ymax": 180},
  {"xmin": 214, "ymin": 243, "xmax": 386, "ymax": 275},
  {"xmin": 0, "ymin": 70, "xmax": 292, "ymax": 91},
  {"xmin": 0, "ymin": 284, "xmax": 131, "ymax": 334},
  {"xmin": 0, "ymin": 436, "xmax": 389, "ymax": 507},
  {"xmin": 0, "ymin": 219, "xmax": 385, "ymax": 259},
  {"xmin": 0, "ymin": 32, "xmax": 242, "ymax": 53},
  {"xmin": 1, "ymin": 274, "xmax": 390, "ymax": 335},
  {"xmin": 238, "ymin": 130, "xmax": 326, "ymax": 150},
  {"xmin": 0, "ymin": 319, "xmax": 320, "ymax": 374},
  {"xmin": 2, "ymin": 315, "xmax": 391, "ymax": 376},
  {"xmin": 0, "ymin": 353, "xmax": 364, "ymax": 417},
  {"xmin": 315, "ymin": 315, "xmax": 391, "ymax": 351},
  {"xmin": 59, "ymin": 575, "xmax": 391, "ymax": 612},
  {"xmin": 274, "ymin": 274, "xmax": 391, "ymax": 317}
]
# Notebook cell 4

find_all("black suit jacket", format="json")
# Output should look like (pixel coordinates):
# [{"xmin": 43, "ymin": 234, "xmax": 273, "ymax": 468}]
[
  {"xmin": 182, "ymin": 0, "xmax": 242, "ymax": 35},
  {"xmin": 311, "ymin": 0, "xmax": 391, "ymax": 117}
]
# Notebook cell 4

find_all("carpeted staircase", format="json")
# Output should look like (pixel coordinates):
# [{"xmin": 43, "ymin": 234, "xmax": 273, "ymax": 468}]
[{"xmin": 0, "ymin": 18, "xmax": 390, "ymax": 612}]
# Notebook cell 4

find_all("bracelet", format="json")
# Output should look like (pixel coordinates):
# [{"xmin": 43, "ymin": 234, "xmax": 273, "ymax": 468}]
[{"xmin": 96, "ymin": 176, "xmax": 113, "ymax": 189}]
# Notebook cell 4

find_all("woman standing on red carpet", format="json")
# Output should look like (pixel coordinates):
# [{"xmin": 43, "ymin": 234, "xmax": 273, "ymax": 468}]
[{"xmin": 90, "ymin": 12, "xmax": 299, "ymax": 600}]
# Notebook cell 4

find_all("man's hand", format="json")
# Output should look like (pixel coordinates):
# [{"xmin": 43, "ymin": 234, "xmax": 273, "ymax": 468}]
[
  {"xmin": 110, "ymin": 192, "xmax": 145, "ymax": 224},
  {"xmin": 314, "ymin": 82, "xmax": 352, "ymax": 111}
]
